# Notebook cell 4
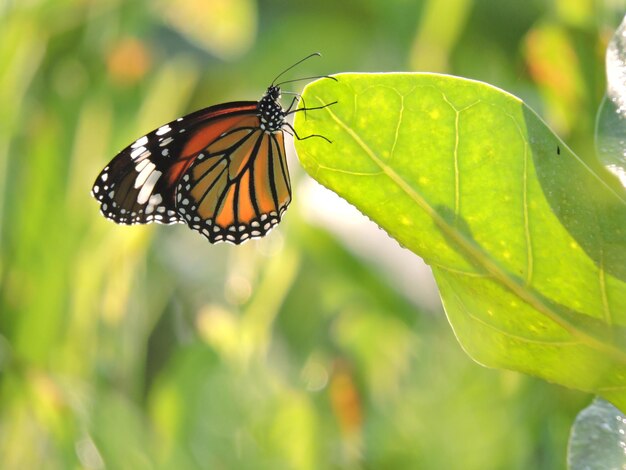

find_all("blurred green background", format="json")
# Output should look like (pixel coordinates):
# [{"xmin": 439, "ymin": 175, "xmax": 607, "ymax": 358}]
[{"xmin": 0, "ymin": 0, "xmax": 622, "ymax": 468}]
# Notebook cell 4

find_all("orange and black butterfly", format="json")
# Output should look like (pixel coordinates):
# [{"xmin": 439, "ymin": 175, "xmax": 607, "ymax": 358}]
[{"xmin": 92, "ymin": 53, "xmax": 334, "ymax": 244}]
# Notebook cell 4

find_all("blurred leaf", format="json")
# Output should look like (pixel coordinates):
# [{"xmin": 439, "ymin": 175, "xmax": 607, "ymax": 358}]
[
  {"xmin": 154, "ymin": 0, "xmax": 257, "ymax": 60},
  {"xmin": 149, "ymin": 344, "xmax": 322, "ymax": 469},
  {"xmin": 294, "ymin": 73, "xmax": 626, "ymax": 410},
  {"xmin": 567, "ymin": 397, "xmax": 626, "ymax": 469},
  {"xmin": 0, "ymin": 13, "xmax": 45, "ymax": 249},
  {"xmin": 91, "ymin": 391, "xmax": 155, "ymax": 470},
  {"xmin": 333, "ymin": 308, "xmax": 415, "ymax": 404},
  {"xmin": 596, "ymin": 13, "xmax": 626, "ymax": 188},
  {"xmin": 554, "ymin": 0, "xmax": 594, "ymax": 28},
  {"xmin": 409, "ymin": 0, "xmax": 473, "ymax": 72}
]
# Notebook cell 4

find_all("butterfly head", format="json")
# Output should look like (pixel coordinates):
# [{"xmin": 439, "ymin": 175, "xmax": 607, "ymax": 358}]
[
  {"xmin": 258, "ymin": 85, "xmax": 285, "ymax": 133},
  {"xmin": 266, "ymin": 85, "xmax": 281, "ymax": 101}
]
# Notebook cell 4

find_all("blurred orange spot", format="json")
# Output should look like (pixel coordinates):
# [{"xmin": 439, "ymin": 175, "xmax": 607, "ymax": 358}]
[
  {"xmin": 523, "ymin": 23, "xmax": 585, "ymax": 134},
  {"xmin": 523, "ymin": 26, "xmax": 579, "ymax": 102},
  {"xmin": 329, "ymin": 360, "xmax": 362, "ymax": 437},
  {"xmin": 106, "ymin": 37, "xmax": 151, "ymax": 86}
]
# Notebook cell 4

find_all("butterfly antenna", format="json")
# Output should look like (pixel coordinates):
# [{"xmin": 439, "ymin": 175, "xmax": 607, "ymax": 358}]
[
  {"xmin": 271, "ymin": 52, "xmax": 321, "ymax": 86},
  {"xmin": 275, "ymin": 75, "xmax": 337, "ymax": 87}
]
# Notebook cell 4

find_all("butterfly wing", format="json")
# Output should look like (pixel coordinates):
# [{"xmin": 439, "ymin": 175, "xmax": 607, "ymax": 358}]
[
  {"xmin": 177, "ymin": 126, "xmax": 292, "ymax": 244},
  {"xmin": 91, "ymin": 102, "xmax": 258, "ymax": 225}
]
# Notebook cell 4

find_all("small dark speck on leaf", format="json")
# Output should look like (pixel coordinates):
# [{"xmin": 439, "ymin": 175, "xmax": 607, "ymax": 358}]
[{"xmin": 557, "ymin": 145, "xmax": 560, "ymax": 155}]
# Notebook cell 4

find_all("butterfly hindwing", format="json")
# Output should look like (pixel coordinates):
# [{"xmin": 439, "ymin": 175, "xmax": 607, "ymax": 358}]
[{"xmin": 177, "ymin": 124, "xmax": 292, "ymax": 244}]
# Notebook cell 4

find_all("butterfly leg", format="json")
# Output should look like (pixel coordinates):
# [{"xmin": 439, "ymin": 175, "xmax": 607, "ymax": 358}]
[
  {"xmin": 284, "ymin": 122, "xmax": 332, "ymax": 144},
  {"xmin": 284, "ymin": 95, "xmax": 301, "ymax": 114},
  {"xmin": 286, "ymin": 100, "xmax": 338, "ymax": 117},
  {"xmin": 283, "ymin": 93, "xmax": 309, "ymax": 119}
]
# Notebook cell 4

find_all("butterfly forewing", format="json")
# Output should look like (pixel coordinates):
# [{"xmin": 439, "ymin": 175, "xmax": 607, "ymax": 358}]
[
  {"xmin": 92, "ymin": 136, "xmax": 183, "ymax": 225},
  {"xmin": 91, "ymin": 102, "xmax": 258, "ymax": 226}
]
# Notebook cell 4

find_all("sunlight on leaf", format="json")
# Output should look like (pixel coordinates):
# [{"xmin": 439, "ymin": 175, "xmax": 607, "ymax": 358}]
[{"xmin": 294, "ymin": 73, "xmax": 626, "ymax": 411}]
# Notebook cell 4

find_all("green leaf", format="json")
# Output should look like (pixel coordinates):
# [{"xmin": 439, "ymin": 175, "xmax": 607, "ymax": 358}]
[
  {"xmin": 293, "ymin": 73, "xmax": 626, "ymax": 410},
  {"xmin": 567, "ymin": 398, "xmax": 626, "ymax": 469}
]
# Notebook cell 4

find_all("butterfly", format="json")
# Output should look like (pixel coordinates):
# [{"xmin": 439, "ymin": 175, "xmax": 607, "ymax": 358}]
[{"xmin": 91, "ymin": 53, "xmax": 334, "ymax": 244}]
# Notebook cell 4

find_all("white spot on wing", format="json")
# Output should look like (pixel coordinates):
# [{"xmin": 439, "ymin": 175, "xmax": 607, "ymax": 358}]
[
  {"xmin": 135, "ymin": 150, "xmax": 151, "ymax": 162},
  {"xmin": 159, "ymin": 137, "xmax": 173, "ymax": 147},
  {"xmin": 137, "ymin": 170, "xmax": 162, "ymax": 204},
  {"xmin": 135, "ymin": 158, "xmax": 151, "ymax": 173},
  {"xmin": 156, "ymin": 125, "xmax": 171, "ymax": 136},
  {"xmin": 130, "ymin": 146, "xmax": 146, "ymax": 159},
  {"xmin": 132, "ymin": 136, "xmax": 148, "ymax": 148},
  {"xmin": 134, "ymin": 162, "xmax": 156, "ymax": 188},
  {"xmin": 149, "ymin": 193, "xmax": 162, "ymax": 206}
]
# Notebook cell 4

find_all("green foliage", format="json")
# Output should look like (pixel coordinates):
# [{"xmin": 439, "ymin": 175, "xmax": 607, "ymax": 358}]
[{"xmin": 294, "ymin": 73, "xmax": 626, "ymax": 410}]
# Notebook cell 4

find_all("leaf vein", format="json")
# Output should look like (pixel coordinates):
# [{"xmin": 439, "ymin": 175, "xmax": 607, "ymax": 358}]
[
  {"xmin": 389, "ymin": 93, "xmax": 405, "ymax": 162},
  {"xmin": 599, "ymin": 244, "xmax": 612, "ymax": 324},
  {"xmin": 447, "ymin": 284, "xmax": 582, "ymax": 346},
  {"xmin": 508, "ymin": 113, "xmax": 534, "ymax": 286}
]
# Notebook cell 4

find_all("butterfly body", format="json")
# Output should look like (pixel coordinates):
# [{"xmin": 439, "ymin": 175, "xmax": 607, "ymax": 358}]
[
  {"xmin": 92, "ymin": 86, "xmax": 292, "ymax": 244},
  {"xmin": 258, "ymin": 85, "xmax": 286, "ymax": 132}
]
